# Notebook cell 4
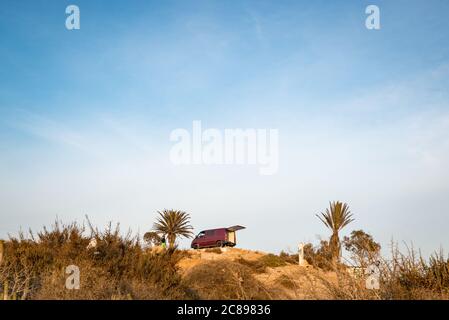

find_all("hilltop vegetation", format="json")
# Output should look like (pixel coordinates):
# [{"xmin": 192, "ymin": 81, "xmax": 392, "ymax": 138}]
[{"xmin": 0, "ymin": 219, "xmax": 448, "ymax": 300}]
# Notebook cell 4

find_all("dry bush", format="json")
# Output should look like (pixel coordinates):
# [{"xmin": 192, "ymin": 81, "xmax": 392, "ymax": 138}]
[
  {"xmin": 306, "ymin": 268, "xmax": 380, "ymax": 300},
  {"xmin": 0, "ymin": 220, "xmax": 192, "ymax": 300},
  {"xmin": 236, "ymin": 253, "xmax": 287, "ymax": 275},
  {"xmin": 343, "ymin": 230, "xmax": 381, "ymax": 268},
  {"xmin": 182, "ymin": 260, "xmax": 271, "ymax": 300},
  {"xmin": 143, "ymin": 232, "xmax": 161, "ymax": 248},
  {"xmin": 276, "ymin": 274, "xmax": 297, "ymax": 290},
  {"xmin": 0, "ymin": 222, "xmax": 90, "ymax": 299},
  {"xmin": 259, "ymin": 254, "xmax": 287, "ymax": 268},
  {"xmin": 307, "ymin": 243, "xmax": 449, "ymax": 300},
  {"xmin": 3, "ymin": 220, "xmax": 449, "ymax": 300},
  {"xmin": 235, "ymin": 257, "xmax": 267, "ymax": 274},
  {"xmin": 279, "ymin": 251, "xmax": 298, "ymax": 264},
  {"xmin": 303, "ymin": 241, "xmax": 334, "ymax": 271},
  {"xmin": 379, "ymin": 245, "xmax": 449, "ymax": 300},
  {"xmin": 34, "ymin": 260, "xmax": 118, "ymax": 300}
]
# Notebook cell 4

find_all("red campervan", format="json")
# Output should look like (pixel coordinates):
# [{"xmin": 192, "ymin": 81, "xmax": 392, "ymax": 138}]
[{"xmin": 191, "ymin": 225, "xmax": 246, "ymax": 249}]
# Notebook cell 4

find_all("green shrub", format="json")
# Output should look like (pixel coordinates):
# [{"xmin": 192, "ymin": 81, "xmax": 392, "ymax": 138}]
[
  {"xmin": 279, "ymin": 251, "xmax": 298, "ymax": 264},
  {"xmin": 258, "ymin": 254, "xmax": 287, "ymax": 268}
]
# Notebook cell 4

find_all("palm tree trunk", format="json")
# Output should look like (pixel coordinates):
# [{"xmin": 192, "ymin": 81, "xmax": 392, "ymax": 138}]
[
  {"xmin": 168, "ymin": 234, "xmax": 176, "ymax": 249},
  {"xmin": 330, "ymin": 233, "xmax": 340, "ymax": 264}
]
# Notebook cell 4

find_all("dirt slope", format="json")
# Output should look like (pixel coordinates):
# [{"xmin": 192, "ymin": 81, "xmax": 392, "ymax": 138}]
[{"xmin": 178, "ymin": 247, "xmax": 336, "ymax": 299}]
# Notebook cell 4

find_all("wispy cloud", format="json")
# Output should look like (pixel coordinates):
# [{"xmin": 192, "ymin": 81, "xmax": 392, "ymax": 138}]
[{"xmin": 4, "ymin": 109, "xmax": 87, "ymax": 149}]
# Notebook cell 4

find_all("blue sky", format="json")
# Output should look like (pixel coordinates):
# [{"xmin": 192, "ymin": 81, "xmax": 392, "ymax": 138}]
[{"xmin": 1, "ymin": 0, "xmax": 449, "ymax": 256}]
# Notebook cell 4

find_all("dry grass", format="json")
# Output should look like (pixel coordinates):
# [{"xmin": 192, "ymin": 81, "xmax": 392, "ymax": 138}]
[
  {"xmin": 305, "ymin": 244, "xmax": 449, "ymax": 300},
  {"xmin": 235, "ymin": 254, "xmax": 287, "ymax": 274},
  {"xmin": 204, "ymin": 247, "xmax": 223, "ymax": 254},
  {"xmin": 1, "ymin": 220, "xmax": 448, "ymax": 300},
  {"xmin": 0, "ymin": 220, "xmax": 192, "ymax": 300},
  {"xmin": 182, "ymin": 260, "xmax": 271, "ymax": 299}
]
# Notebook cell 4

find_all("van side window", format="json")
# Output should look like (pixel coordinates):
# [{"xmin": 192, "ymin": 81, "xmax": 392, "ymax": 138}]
[{"xmin": 205, "ymin": 230, "xmax": 215, "ymax": 236}]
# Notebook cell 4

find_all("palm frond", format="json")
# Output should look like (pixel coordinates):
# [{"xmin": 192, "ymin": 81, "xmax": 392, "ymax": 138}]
[
  {"xmin": 317, "ymin": 201, "xmax": 354, "ymax": 233},
  {"xmin": 316, "ymin": 201, "xmax": 354, "ymax": 263},
  {"xmin": 153, "ymin": 209, "xmax": 194, "ymax": 248}
]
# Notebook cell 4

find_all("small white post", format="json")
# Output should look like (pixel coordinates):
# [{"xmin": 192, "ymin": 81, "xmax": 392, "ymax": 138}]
[{"xmin": 298, "ymin": 242, "xmax": 305, "ymax": 266}]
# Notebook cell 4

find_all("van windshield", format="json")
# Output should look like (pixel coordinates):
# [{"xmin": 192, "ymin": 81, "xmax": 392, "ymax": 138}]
[{"xmin": 196, "ymin": 232, "xmax": 205, "ymax": 238}]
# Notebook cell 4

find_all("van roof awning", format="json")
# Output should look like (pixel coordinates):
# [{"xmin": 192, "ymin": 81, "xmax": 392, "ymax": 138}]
[{"xmin": 227, "ymin": 225, "xmax": 246, "ymax": 232}]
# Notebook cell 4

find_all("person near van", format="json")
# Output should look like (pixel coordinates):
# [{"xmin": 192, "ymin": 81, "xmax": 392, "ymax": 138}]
[{"xmin": 161, "ymin": 236, "xmax": 167, "ymax": 249}]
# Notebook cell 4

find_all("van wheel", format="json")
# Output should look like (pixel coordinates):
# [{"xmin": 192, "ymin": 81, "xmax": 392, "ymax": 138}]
[
  {"xmin": 195, "ymin": 244, "xmax": 200, "ymax": 250},
  {"xmin": 216, "ymin": 241, "xmax": 224, "ymax": 248}
]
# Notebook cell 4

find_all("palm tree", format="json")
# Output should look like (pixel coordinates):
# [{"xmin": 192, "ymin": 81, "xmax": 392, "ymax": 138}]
[
  {"xmin": 316, "ymin": 201, "xmax": 354, "ymax": 264},
  {"xmin": 153, "ymin": 209, "xmax": 194, "ymax": 249}
]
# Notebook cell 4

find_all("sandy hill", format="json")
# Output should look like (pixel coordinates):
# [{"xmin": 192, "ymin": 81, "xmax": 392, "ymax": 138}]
[{"xmin": 177, "ymin": 247, "xmax": 336, "ymax": 299}]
